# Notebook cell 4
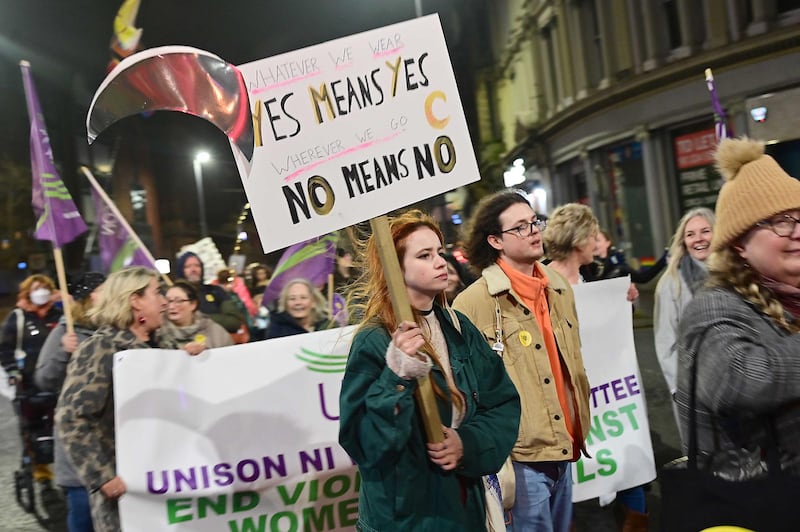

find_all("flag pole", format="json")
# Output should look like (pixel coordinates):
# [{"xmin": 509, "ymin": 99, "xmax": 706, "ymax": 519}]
[
  {"xmin": 370, "ymin": 215, "xmax": 444, "ymax": 444},
  {"xmin": 52, "ymin": 247, "xmax": 74, "ymax": 334},
  {"xmin": 704, "ymin": 67, "xmax": 731, "ymax": 141},
  {"xmin": 81, "ymin": 166, "xmax": 172, "ymax": 286},
  {"xmin": 327, "ymin": 272, "xmax": 334, "ymax": 317}
]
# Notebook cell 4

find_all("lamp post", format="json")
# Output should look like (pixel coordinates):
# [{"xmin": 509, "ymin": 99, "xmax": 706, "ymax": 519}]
[{"xmin": 193, "ymin": 151, "xmax": 210, "ymax": 238}]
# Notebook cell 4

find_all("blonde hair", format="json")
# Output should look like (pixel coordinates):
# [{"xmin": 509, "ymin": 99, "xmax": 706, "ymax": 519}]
[
  {"xmin": 348, "ymin": 209, "xmax": 464, "ymax": 412},
  {"xmin": 707, "ymin": 246, "xmax": 798, "ymax": 333},
  {"xmin": 663, "ymin": 208, "xmax": 716, "ymax": 290},
  {"xmin": 543, "ymin": 203, "xmax": 599, "ymax": 262},
  {"xmin": 277, "ymin": 278, "xmax": 329, "ymax": 324},
  {"xmin": 88, "ymin": 267, "xmax": 157, "ymax": 329}
]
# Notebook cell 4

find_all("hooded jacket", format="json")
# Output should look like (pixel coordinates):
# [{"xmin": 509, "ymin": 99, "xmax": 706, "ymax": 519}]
[{"xmin": 175, "ymin": 252, "xmax": 243, "ymax": 333}]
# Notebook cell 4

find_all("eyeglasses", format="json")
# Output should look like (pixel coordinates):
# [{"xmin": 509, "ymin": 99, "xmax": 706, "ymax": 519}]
[
  {"xmin": 755, "ymin": 213, "xmax": 800, "ymax": 237},
  {"xmin": 166, "ymin": 298, "xmax": 191, "ymax": 306},
  {"xmin": 499, "ymin": 219, "xmax": 547, "ymax": 238}
]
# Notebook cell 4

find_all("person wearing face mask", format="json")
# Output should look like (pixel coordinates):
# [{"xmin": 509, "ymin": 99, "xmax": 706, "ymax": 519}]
[
  {"xmin": 0, "ymin": 274, "xmax": 62, "ymax": 382},
  {"xmin": 264, "ymin": 278, "xmax": 330, "ymax": 339},
  {"xmin": 654, "ymin": 206, "xmax": 715, "ymax": 435},
  {"xmin": 0, "ymin": 274, "xmax": 62, "ymax": 491}
]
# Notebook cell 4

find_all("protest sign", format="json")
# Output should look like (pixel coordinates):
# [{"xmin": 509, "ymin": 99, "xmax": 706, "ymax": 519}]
[
  {"xmin": 570, "ymin": 277, "xmax": 657, "ymax": 502},
  {"xmin": 236, "ymin": 15, "xmax": 479, "ymax": 252},
  {"xmin": 115, "ymin": 327, "xmax": 357, "ymax": 531}
]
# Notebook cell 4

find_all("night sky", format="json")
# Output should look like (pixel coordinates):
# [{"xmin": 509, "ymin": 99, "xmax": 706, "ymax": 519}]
[{"xmin": 0, "ymin": 0, "xmax": 468, "ymax": 258}]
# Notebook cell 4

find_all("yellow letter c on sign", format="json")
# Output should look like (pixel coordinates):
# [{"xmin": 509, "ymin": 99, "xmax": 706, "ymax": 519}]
[{"xmin": 425, "ymin": 91, "xmax": 450, "ymax": 130}]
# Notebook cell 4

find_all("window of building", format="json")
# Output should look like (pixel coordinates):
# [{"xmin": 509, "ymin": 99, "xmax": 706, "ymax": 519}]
[
  {"xmin": 662, "ymin": 0, "xmax": 682, "ymax": 50},
  {"xmin": 582, "ymin": 0, "xmax": 605, "ymax": 88}
]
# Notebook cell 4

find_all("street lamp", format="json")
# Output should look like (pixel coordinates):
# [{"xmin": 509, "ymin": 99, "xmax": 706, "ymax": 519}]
[{"xmin": 193, "ymin": 151, "xmax": 211, "ymax": 239}]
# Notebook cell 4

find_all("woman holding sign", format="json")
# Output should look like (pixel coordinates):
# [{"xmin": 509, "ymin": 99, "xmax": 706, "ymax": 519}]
[
  {"xmin": 55, "ymin": 267, "xmax": 194, "ymax": 532},
  {"xmin": 339, "ymin": 210, "xmax": 520, "ymax": 531}
]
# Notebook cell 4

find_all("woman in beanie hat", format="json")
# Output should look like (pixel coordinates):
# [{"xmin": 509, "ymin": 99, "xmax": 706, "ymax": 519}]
[
  {"xmin": 676, "ymin": 137, "xmax": 800, "ymax": 476},
  {"xmin": 35, "ymin": 271, "xmax": 105, "ymax": 532}
]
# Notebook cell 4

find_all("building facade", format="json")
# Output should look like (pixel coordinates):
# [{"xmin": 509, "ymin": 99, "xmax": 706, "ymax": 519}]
[{"xmin": 474, "ymin": 0, "xmax": 800, "ymax": 262}]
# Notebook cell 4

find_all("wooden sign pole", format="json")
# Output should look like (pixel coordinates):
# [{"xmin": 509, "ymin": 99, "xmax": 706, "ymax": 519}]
[{"xmin": 370, "ymin": 215, "xmax": 444, "ymax": 443}]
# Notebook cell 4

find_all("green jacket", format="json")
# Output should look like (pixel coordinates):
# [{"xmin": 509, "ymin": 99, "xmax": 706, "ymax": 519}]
[{"xmin": 339, "ymin": 306, "xmax": 520, "ymax": 531}]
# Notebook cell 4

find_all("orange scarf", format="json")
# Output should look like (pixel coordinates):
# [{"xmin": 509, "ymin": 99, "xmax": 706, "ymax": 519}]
[{"xmin": 498, "ymin": 259, "xmax": 578, "ymax": 457}]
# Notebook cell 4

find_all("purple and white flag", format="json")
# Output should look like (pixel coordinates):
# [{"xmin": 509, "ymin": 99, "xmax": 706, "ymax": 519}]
[
  {"xmin": 21, "ymin": 61, "xmax": 88, "ymax": 247},
  {"xmin": 91, "ymin": 186, "xmax": 155, "ymax": 272},
  {"xmin": 704, "ymin": 68, "xmax": 732, "ymax": 142},
  {"xmin": 261, "ymin": 233, "xmax": 338, "ymax": 309}
]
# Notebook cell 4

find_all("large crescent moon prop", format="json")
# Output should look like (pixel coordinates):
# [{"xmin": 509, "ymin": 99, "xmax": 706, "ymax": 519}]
[{"xmin": 86, "ymin": 45, "xmax": 254, "ymax": 172}]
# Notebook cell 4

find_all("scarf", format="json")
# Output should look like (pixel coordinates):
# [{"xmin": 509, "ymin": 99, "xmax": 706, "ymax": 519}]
[
  {"xmin": 679, "ymin": 254, "xmax": 708, "ymax": 295},
  {"xmin": 760, "ymin": 275, "xmax": 800, "ymax": 320}
]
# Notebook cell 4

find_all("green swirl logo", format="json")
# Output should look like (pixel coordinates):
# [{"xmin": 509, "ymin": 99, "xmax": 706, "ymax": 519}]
[{"xmin": 295, "ymin": 347, "xmax": 347, "ymax": 373}]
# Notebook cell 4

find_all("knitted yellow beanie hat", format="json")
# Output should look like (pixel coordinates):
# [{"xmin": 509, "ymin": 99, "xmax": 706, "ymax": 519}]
[{"xmin": 711, "ymin": 137, "xmax": 800, "ymax": 251}]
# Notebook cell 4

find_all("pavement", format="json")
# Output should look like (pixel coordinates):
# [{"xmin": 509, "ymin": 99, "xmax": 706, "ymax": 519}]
[{"xmin": 0, "ymin": 286, "xmax": 679, "ymax": 531}]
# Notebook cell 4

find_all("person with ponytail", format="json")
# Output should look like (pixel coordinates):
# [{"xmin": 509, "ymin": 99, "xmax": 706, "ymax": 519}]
[
  {"xmin": 338, "ymin": 210, "xmax": 520, "ymax": 531},
  {"xmin": 677, "ymin": 137, "xmax": 800, "ymax": 475}
]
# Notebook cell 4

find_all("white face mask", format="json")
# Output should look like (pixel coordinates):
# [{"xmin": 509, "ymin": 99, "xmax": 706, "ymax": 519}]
[{"xmin": 30, "ymin": 288, "xmax": 51, "ymax": 306}]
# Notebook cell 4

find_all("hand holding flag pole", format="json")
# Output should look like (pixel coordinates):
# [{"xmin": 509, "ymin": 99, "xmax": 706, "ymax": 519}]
[{"xmin": 370, "ymin": 216, "xmax": 444, "ymax": 444}]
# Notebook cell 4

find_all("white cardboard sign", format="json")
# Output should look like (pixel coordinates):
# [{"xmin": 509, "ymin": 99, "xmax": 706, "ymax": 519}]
[{"xmin": 235, "ymin": 15, "xmax": 479, "ymax": 252}]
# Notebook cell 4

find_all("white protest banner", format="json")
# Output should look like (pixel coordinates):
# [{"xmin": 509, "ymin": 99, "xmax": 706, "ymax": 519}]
[
  {"xmin": 570, "ymin": 277, "xmax": 657, "ymax": 502},
  {"xmin": 236, "ymin": 15, "xmax": 479, "ymax": 252},
  {"xmin": 115, "ymin": 327, "xmax": 357, "ymax": 531}
]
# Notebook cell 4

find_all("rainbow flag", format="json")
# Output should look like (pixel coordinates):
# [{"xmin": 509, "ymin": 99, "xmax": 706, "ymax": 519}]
[{"xmin": 21, "ymin": 61, "xmax": 87, "ymax": 247}]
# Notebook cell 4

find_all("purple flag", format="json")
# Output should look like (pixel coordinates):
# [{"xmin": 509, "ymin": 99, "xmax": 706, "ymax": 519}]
[
  {"xmin": 21, "ymin": 61, "xmax": 88, "ymax": 247},
  {"xmin": 91, "ymin": 186, "xmax": 154, "ymax": 272},
  {"xmin": 261, "ymin": 233, "xmax": 338, "ymax": 309},
  {"xmin": 704, "ymin": 68, "xmax": 732, "ymax": 142}
]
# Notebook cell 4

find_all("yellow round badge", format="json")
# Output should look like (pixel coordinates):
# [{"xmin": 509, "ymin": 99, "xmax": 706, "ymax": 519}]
[
  {"xmin": 519, "ymin": 331, "xmax": 532, "ymax": 347},
  {"xmin": 194, "ymin": 334, "xmax": 206, "ymax": 345},
  {"xmin": 205, "ymin": 294, "xmax": 215, "ymax": 302}
]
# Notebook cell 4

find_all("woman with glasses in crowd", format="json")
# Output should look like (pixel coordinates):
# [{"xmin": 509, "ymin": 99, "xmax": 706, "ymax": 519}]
[
  {"xmin": 677, "ymin": 137, "xmax": 800, "ymax": 478},
  {"xmin": 160, "ymin": 280, "xmax": 234, "ymax": 350}
]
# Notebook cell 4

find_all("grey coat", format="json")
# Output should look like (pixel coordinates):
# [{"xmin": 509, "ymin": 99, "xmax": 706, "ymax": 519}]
[
  {"xmin": 35, "ymin": 319, "xmax": 94, "ymax": 487},
  {"xmin": 677, "ymin": 287, "xmax": 800, "ymax": 473}
]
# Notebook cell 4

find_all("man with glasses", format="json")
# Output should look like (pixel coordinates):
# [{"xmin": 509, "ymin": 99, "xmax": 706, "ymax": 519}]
[{"xmin": 453, "ymin": 190, "xmax": 590, "ymax": 532}]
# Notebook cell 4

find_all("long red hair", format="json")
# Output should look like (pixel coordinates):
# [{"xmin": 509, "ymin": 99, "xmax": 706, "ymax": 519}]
[{"xmin": 348, "ymin": 210, "xmax": 464, "ymax": 412}]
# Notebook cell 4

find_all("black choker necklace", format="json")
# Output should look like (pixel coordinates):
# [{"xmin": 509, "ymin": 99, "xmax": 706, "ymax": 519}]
[{"xmin": 419, "ymin": 307, "xmax": 434, "ymax": 316}]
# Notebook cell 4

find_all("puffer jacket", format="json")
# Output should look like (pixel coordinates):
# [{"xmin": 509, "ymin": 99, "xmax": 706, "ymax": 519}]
[
  {"xmin": 339, "ymin": 305, "xmax": 520, "ymax": 531},
  {"xmin": 453, "ymin": 262, "xmax": 590, "ymax": 462}
]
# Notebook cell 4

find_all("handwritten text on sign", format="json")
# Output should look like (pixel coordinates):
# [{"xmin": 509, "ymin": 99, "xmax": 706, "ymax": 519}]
[{"xmin": 236, "ymin": 15, "xmax": 479, "ymax": 252}]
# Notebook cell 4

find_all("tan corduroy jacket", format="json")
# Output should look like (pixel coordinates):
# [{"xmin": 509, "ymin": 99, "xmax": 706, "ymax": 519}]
[{"xmin": 453, "ymin": 262, "xmax": 590, "ymax": 462}]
